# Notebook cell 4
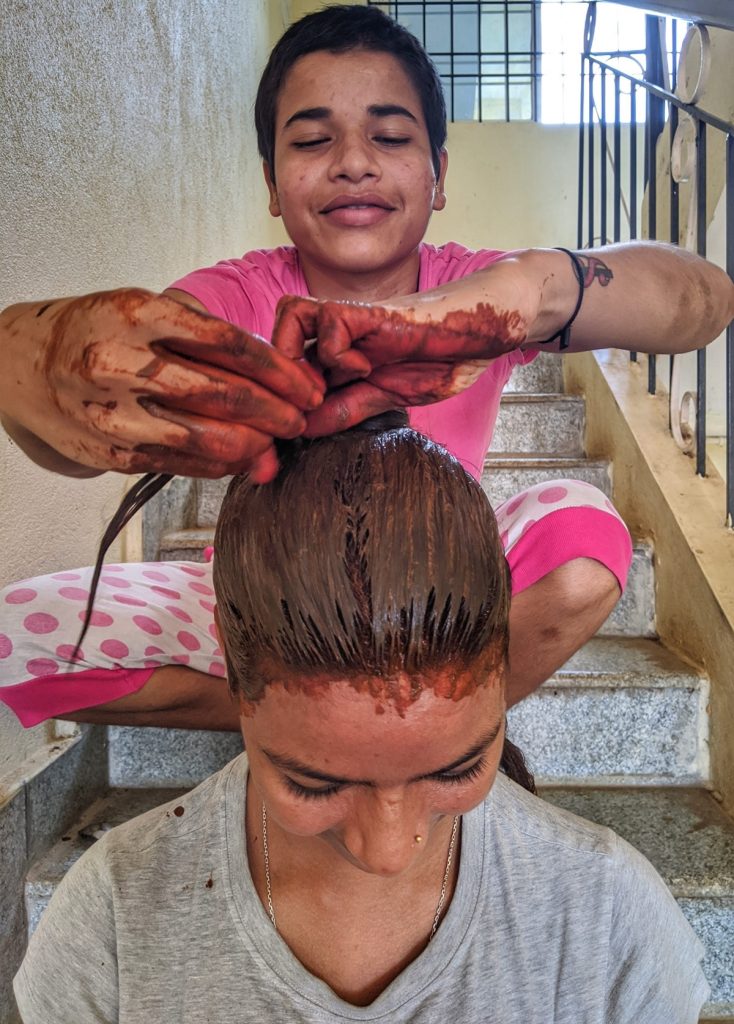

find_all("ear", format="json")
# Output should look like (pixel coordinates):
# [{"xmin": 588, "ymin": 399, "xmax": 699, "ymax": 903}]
[
  {"xmin": 432, "ymin": 147, "xmax": 448, "ymax": 212},
  {"xmin": 263, "ymin": 160, "xmax": 281, "ymax": 217}
]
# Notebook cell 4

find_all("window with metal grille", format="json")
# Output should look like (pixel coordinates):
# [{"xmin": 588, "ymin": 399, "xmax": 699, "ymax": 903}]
[{"xmin": 368, "ymin": 1, "xmax": 687, "ymax": 123}]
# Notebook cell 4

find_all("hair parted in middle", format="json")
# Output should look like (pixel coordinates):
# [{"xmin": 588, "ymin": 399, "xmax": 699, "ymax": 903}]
[
  {"xmin": 213, "ymin": 411, "xmax": 510, "ymax": 708},
  {"xmin": 254, "ymin": 3, "xmax": 448, "ymax": 181}
]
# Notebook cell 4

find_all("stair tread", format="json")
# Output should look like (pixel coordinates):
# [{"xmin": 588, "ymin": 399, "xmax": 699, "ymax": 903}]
[
  {"xmin": 26, "ymin": 787, "xmax": 187, "ymax": 891},
  {"xmin": 484, "ymin": 454, "xmax": 609, "ymax": 468},
  {"xmin": 500, "ymin": 393, "xmax": 582, "ymax": 404},
  {"xmin": 549, "ymin": 636, "xmax": 701, "ymax": 688},
  {"xmin": 539, "ymin": 786, "xmax": 734, "ymax": 898}
]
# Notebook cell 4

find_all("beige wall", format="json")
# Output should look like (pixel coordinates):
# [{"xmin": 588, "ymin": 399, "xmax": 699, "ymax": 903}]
[
  {"xmin": 0, "ymin": 0, "xmax": 275, "ymax": 784},
  {"xmin": 426, "ymin": 122, "xmax": 579, "ymax": 251}
]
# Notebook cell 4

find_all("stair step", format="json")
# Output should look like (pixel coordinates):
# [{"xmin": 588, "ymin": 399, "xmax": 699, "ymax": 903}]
[
  {"xmin": 107, "ymin": 726, "xmax": 243, "ymax": 788},
  {"xmin": 493, "ymin": 394, "xmax": 585, "ymax": 457},
  {"xmin": 25, "ymin": 782, "xmax": 733, "ymax": 1016},
  {"xmin": 25, "ymin": 787, "xmax": 187, "ymax": 936},
  {"xmin": 599, "ymin": 542, "xmax": 656, "ymax": 638},
  {"xmin": 539, "ymin": 786, "xmax": 734, "ymax": 1017},
  {"xmin": 481, "ymin": 454, "xmax": 611, "ymax": 506},
  {"xmin": 503, "ymin": 352, "xmax": 564, "ymax": 394},
  {"xmin": 507, "ymin": 636, "xmax": 708, "ymax": 785}
]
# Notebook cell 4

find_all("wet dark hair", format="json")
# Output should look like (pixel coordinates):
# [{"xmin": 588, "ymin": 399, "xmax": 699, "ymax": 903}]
[
  {"xmin": 75, "ymin": 413, "xmax": 534, "ymax": 793},
  {"xmin": 214, "ymin": 411, "xmax": 535, "ymax": 793},
  {"xmin": 255, "ymin": 4, "xmax": 447, "ymax": 180}
]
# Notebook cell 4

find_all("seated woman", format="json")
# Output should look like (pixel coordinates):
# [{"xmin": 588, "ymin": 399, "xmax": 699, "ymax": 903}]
[{"xmin": 15, "ymin": 414, "xmax": 708, "ymax": 1022}]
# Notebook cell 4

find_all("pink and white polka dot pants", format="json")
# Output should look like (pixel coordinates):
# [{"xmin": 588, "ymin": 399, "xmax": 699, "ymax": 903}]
[{"xmin": 0, "ymin": 480, "xmax": 632, "ymax": 727}]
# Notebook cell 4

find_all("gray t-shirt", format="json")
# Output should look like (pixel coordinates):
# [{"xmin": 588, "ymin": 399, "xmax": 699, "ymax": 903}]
[{"xmin": 15, "ymin": 754, "xmax": 709, "ymax": 1023}]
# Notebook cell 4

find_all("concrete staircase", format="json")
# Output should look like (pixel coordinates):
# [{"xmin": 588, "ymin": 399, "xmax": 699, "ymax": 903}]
[{"xmin": 24, "ymin": 355, "xmax": 734, "ymax": 1019}]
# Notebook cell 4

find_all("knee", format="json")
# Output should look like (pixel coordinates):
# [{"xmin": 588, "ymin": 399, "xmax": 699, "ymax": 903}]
[{"xmin": 551, "ymin": 557, "xmax": 621, "ymax": 615}]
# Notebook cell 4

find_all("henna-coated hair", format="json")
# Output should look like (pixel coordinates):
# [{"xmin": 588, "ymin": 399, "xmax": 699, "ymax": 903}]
[
  {"xmin": 255, "ymin": 4, "xmax": 447, "ymax": 181},
  {"xmin": 214, "ymin": 411, "xmax": 535, "ymax": 794}
]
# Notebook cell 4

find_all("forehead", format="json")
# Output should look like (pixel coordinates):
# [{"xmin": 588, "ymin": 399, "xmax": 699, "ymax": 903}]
[
  {"xmin": 242, "ymin": 673, "xmax": 505, "ymax": 783},
  {"xmin": 275, "ymin": 49, "xmax": 425, "ymax": 126}
]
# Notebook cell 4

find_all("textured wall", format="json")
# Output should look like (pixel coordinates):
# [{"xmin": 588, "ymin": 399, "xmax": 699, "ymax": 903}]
[{"xmin": 1, "ymin": 0, "xmax": 273, "ymax": 779}]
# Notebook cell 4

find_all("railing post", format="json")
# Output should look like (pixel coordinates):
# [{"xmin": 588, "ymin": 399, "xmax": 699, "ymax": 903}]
[
  {"xmin": 696, "ymin": 119, "xmax": 708, "ymax": 477},
  {"xmin": 727, "ymin": 135, "xmax": 734, "ymax": 525}
]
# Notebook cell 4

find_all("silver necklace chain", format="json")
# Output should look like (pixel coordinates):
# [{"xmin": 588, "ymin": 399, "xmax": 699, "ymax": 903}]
[{"xmin": 261, "ymin": 802, "xmax": 460, "ymax": 942}]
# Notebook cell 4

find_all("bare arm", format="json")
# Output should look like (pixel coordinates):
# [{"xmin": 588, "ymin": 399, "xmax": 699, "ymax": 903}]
[
  {"xmin": 517, "ymin": 242, "xmax": 734, "ymax": 355},
  {"xmin": 271, "ymin": 242, "xmax": 733, "ymax": 435}
]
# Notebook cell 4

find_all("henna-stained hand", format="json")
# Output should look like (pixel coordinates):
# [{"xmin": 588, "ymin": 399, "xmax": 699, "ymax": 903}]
[
  {"xmin": 272, "ymin": 292, "xmax": 528, "ymax": 383},
  {"xmin": 271, "ymin": 293, "xmax": 529, "ymax": 430},
  {"xmin": 0, "ymin": 289, "xmax": 325, "ymax": 480}
]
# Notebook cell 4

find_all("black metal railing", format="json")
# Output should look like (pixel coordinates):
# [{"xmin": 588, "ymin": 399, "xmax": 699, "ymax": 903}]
[{"xmin": 578, "ymin": 3, "xmax": 734, "ymax": 525}]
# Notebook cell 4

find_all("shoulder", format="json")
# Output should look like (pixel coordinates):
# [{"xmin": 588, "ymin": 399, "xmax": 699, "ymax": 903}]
[
  {"xmin": 101, "ymin": 754, "xmax": 244, "ymax": 867},
  {"xmin": 419, "ymin": 242, "xmax": 506, "ymax": 288},
  {"xmin": 167, "ymin": 248, "xmax": 303, "ymax": 333},
  {"xmin": 489, "ymin": 774, "xmax": 618, "ymax": 860}
]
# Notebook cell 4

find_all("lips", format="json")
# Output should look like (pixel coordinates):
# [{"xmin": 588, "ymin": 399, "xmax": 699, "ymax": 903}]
[{"xmin": 320, "ymin": 193, "xmax": 395, "ymax": 214}]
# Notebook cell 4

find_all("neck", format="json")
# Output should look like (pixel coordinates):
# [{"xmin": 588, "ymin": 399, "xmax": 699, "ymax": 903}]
[{"xmin": 299, "ymin": 248, "xmax": 422, "ymax": 303}]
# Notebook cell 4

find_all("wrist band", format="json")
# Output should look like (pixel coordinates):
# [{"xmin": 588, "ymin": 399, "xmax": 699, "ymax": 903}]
[{"xmin": 538, "ymin": 248, "xmax": 586, "ymax": 350}]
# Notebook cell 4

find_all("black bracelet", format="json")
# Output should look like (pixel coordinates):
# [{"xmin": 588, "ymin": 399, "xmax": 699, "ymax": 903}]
[{"xmin": 537, "ymin": 247, "xmax": 586, "ymax": 350}]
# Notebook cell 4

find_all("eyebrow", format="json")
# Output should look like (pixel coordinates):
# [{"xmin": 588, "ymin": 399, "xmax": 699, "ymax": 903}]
[
  {"xmin": 262, "ymin": 720, "xmax": 503, "ymax": 788},
  {"xmin": 282, "ymin": 103, "xmax": 419, "ymax": 130}
]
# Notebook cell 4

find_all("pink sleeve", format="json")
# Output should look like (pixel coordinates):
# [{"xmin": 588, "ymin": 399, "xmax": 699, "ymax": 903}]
[{"xmin": 168, "ymin": 247, "xmax": 307, "ymax": 338}]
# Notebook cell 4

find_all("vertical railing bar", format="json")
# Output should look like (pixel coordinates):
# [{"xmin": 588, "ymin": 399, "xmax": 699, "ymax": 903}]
[
  {"xmin": 578, "ymin": 53, "xmax": 586, "ymax": 250},
  {"xmin": 647, "ymin": 83, "xmax": 657, "ymax": 394},
  {"xmin": 669, "ymin": 102, "xmax": 680, "ymax": 426},
  {"xmin": 589, "ymin": 58, "xmax": 595, "ymax": 248},
  {"xmin": 726, "ymin": 134, "xmax": 734, "ymax": 524},
  {"xmin": 630, "ymin": 85, "xmax": 638, "ymax": 362},
  {"xmin": 504, "ymin": 1, "xmax": 510, "ymax": 122},
  {"xmin": 696, "ymin": 118, "xmax": 708, "ymax": 477},
  {"xmin": 477, "ymin": 0, "xmax": 483, "ymax": 122},
  {"xmin": 630, "ymin": 85, "xmax": 637, "ymax": 239},
  {"xmin": 600, "ymin": 67, "xmax": 608, "ymax": 246},
  {"xmin": 614, "ymin": 73, "xmax": 621, "ymax": 243}
]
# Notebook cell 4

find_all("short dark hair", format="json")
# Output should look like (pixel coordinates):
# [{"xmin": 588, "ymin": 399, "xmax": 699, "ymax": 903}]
[
  {"xmin": 213, "ymin": 412, "xmax": 510, "ymax": 708},
  {"xmin": 255, "ymin": 4, "xmax": 447, "ymax": 180}
]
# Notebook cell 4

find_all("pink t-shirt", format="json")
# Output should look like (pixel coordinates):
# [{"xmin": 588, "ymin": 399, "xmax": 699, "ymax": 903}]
[{"xmin": 170, "ymin": 242, "xmax": 537, "ymax": 478}]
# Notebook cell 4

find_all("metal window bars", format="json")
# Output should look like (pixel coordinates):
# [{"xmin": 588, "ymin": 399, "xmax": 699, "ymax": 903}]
[
  {"xmin": 369, "ymin": 1, "xmax": 541, "ymax": 122},
  {"xmin": 578, "ymin": 3, "xmax": 734, "ymax": 525}
]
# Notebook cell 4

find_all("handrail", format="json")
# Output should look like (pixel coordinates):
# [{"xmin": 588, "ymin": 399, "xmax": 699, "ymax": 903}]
[
  {"xmin": 578, "ymin": 7, "xmax": 734, "ymax": 525},
  {"xmin": 603, "ymin": 0, "xmax": 734, "ymax": 31}
]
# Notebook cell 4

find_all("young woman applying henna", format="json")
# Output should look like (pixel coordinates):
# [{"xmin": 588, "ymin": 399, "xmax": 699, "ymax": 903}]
[
  {"xmin": 14, "ymin": 416, "xmax": 709, "ymax": 1023},
  {"xmin": 0, "ymin": 5, "xmax": 732, "ymax": 730}
]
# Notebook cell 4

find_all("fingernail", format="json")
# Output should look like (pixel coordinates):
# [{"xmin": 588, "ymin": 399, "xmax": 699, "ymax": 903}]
[{"xmin": 308, "ymin": 388, "xmax": 324, "ymax": 409}]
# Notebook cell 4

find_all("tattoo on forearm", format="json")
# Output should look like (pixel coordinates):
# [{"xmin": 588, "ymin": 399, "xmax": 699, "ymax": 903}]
[{"xmin": 577, "ymin": 255, "xmax": 613, "ymax": 288}]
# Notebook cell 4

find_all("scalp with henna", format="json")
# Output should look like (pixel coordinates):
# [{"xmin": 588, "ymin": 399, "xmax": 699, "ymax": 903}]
[{"xmin": 212, "ymin": 411, "xmax": 510, "ymax": 711}]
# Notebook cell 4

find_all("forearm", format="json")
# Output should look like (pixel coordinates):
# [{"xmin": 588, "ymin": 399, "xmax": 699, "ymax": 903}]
[
  {"xmin": 389, "ymin": 242, "xmax": 733, "ymax": 357},
  {"xmin": 524, "ymin": 241, "xmax": 734, "ymax": 355}
]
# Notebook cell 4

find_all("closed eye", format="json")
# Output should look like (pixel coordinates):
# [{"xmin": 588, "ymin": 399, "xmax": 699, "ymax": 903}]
[
  {"xmin": 292, "ymin": 137, "xmax": 330, "ymax": 149},
  {"xmin": 432, "ymin": 756, "xmax": 488, "ymax": 786}
]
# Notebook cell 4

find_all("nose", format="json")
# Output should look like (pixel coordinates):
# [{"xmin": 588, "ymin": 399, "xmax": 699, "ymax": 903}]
[
  {"xmin": 343, "ymin": 789, "xmax": 425, "ymax": 877},
  {"xmin": 328, "ymin": 131, "xmax": 380, "ymax": 183}
]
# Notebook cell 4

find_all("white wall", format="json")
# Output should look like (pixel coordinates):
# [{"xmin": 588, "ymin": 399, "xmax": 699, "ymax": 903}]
[{"xmin": 0, "ymin": 0, "xmax": 275, "ymax": 787}]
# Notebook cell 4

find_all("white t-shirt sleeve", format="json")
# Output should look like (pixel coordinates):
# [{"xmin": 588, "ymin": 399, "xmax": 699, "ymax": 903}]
[
  {"xmin": 14, "ymin": 838, "xmax": 119, "ymax": 1024},
  {"xmin": 605, "ymin": 834, "xmax": 709, "ymax": 1024}
]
